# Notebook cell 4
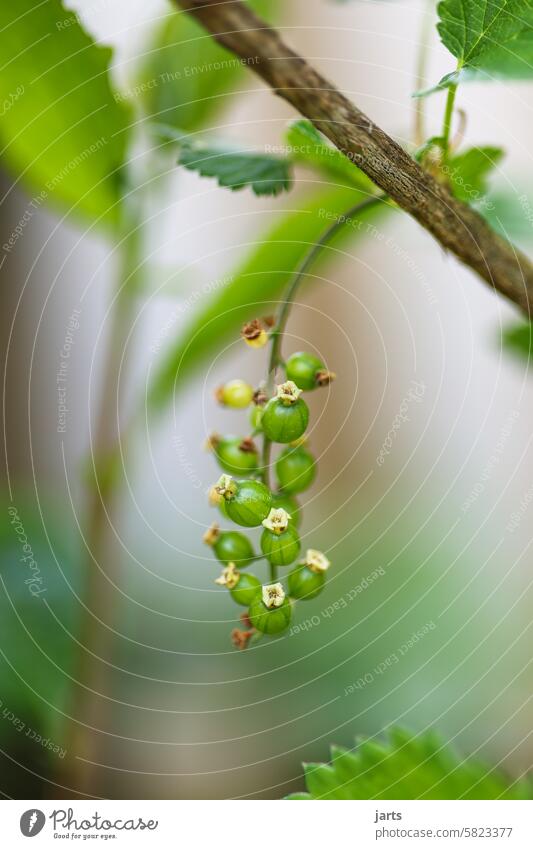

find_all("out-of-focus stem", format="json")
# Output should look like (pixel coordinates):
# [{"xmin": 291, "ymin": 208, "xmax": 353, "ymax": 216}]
[
  {"xmin": 413, "ymin": 4, "xmax": 434, "ymax": 146},
  {"xmin": 59, "ymin": 192, "xmax": 142, "ymax": 798}
]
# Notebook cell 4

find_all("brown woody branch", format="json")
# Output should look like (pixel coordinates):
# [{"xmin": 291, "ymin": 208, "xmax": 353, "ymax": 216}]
[{"xmin": 174, "ymin": 0, "xmax": 533, "ymax": 315}]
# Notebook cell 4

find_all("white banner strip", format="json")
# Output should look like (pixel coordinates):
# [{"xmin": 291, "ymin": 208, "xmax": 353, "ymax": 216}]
[{"xmin": 2, "ymin": 800, "xmax": 532, "ymax": 846}]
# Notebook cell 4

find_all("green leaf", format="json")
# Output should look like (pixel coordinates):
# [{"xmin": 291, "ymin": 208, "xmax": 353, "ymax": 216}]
[
  {"xmin": 285, "ymin": 120, "xmax": 374, "ymax": 190},
  {"xmin": 178, "ymin": 141, "xmax": 292, "ymax": 196},
  {"xmin": 502, "ymin": 321, "xmax": 533, "ymax": 361},
  {"xmin": 287, "ymin": 728, "xmax": 533, "ymax": 799},
  {"xmin": 480, "ymin": 189, "xmax": 533, "ymax": 242},
  {"xmin": 148, "ymin": 186, "xmax": 389, "ymax": 410},
  {"xmin": 446, "ymin": 146, "xmax": 504, "ymax": 203},
  {"xmin": 138, "ymin": 0, "xmax": 275, "ymax": 133},
  {"xmin": 436, "ymin": 0, "xmax": 533, "ymax": 83},
  {"xmin": 0, "ymin": 0, "xmax": 131, "ymax": 228}
]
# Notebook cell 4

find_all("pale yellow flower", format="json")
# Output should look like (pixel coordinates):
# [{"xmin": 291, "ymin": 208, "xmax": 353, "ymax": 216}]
[
  {"xmin": 262, "ymin": 507, "xmax": 291, "ymax": 534},
  {"xmin": 305, "ymin": 549, "xmax": 330, "ymax": 573},
  {"xmin": 262, "ymin": 582, "xmax": 285, "ymax": 608},
  {"xmin": 215, "ymin": 563, "xmax": 240, "ymax": 589},
  {"xmin": 276, "ymin": 380, "xmax": 302, "ymax": 404}
]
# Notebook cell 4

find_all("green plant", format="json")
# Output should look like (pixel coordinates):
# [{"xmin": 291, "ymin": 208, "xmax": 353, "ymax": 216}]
[
  {"xmin": 286, "ymin": 729, "xmax": 533, "ymax": 800},
  {"xmin": 4, "ymin": 0, "xmax": 533, "ymax": 800}
]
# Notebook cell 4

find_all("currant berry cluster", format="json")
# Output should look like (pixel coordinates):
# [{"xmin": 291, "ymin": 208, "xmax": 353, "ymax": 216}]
[{"xmin": 204, "ymin": 326, "xmax": 335, "ymax": 649}]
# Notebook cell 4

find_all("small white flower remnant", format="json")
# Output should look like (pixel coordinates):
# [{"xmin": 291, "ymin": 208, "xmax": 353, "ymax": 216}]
[
  {"xmin": 262, "ymin": 507, "xmax": 291, "ymax": 534},
  {"xmin": 262, "ymin": 582, "xmax": 285, "ymax": 608},
  {"xmin": 305, "ymin": 549, "xmax": 330, "ymax": 573},
  {"xmin": 208, "ymin": 484, "xmax": 223, "ymax": 507},
  {"xmin": 215, "ymin": 562, "xmax": 240, "ymax": 589},
  {"xmin": 215, "ymin": 473, "xmax": 236, "ymax": 499},
  {"xmin": 203, "ymin": 522, "xmax": 220, "ymax": 546},
  {"xmin": 276, "ymin": 380, "xmax": 302, "ymax": 405}
]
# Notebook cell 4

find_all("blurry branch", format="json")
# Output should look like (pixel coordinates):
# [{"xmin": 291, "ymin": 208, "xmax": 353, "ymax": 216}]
[{"xmin": 174, "ymin": 0, "xmax": 533, "ymax": 316}]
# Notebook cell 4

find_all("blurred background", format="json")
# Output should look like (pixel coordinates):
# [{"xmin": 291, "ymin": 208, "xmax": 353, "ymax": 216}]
[{"xmin": 1, "ymin": 0, "xmax": 532, "ymax": 799}]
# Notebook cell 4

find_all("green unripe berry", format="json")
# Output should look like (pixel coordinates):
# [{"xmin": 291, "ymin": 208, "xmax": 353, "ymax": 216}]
[
  {"xmin": 285, "ymin": 351, "xmax": 324, "ymax": 390},
  {"xmin": 271, "ymin": 492, "xmax": 301, "ymax": 527},
  {"xmin": 262, "ymin": 397, "xmax": 309, "ymax": 443},
  {"xmin": 276, "ymin": 444, "xmax": 316, "ymax": 494},
  {"xmin": 248, "ymin": 594, "xmax": 292, "ymax": 634},
  {"xmin": 212, "ymin": 435, "xmax": 259, "ymax": 476},
  {"xmin": 216, "ymin": 379, "xmax": 254, "ymax": 408},
  {"xmin": 230, "ymin": 573, "xmax": 261, "ymax": 606},
  {"xmin": 261, "ymin": 524, "xmax": 301, "ymax": 566},
  {"xmin": 223, "ymin": 479, "xmax": 272, "ymax": 527},
  {"xmin": 213, "ymin": 531, "xmax": 255, "ymax": 567},
  {"xmin": 288, "ymin": 564, "xmax": 325, "ymax": 600}
]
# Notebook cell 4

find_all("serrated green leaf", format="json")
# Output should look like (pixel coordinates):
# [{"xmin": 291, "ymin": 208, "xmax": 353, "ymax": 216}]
[
  {"xmin": 437, "ymin": 0, "xmax": 533, "ymax": 83},
  {"xmin": 285, "ymin": 120, "xmax": 374, "ymax": 190},
  {"xmin": 0, "ymin": 0, "xmax": 131, "ymax": 228},
  {"xmin": 446, "ymin": 146, "xmax": 504, "ymax": 203},
  {"xmin": 138, "ymin": 0, "xmax": 274, "ymax": 132},
  {"xmin": 148, "ymin": 186, "xmax": 389, "ymax": 410},
  {"xmin": 178, "ymin": 141, "xmax": 292, "ymax": 196},
  {"xmin": 287, "ymin": 728, "xmax": 533, "ymax": 799}
]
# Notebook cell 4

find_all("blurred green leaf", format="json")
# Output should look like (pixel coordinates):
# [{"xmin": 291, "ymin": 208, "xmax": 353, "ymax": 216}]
[
  {"xmin": 178, "ymin": 141, "xmax": 292, "ymax": 196},
  {"xmin": 502, "ymin": 321, "xmax": 533, "ymax": 361},
  {"xmin": 446, "ymin": 146, "xmax": 504, "ymax": 204},
  {"xmin": 480, "ymin": 189, "xmax": 533, "ymax": 243},
  {"xmin": 0, "ymin": 0, "xmax": 131, "ymax": 228},
  {"xmin": 1, "ymin": 496, "xmax": 81, "ymax": 742},
  {"xmin": 287, "ymin": 728, "xmax": 533, "ymax": 799},
  {"xmin": 286, "ymin": 120, "xmax": 374, "ymax": 190},
  {"xmin": 138, "ymin": 0, "xmax": 274, "ymax": 132},
  {"xmin": 148, "ymin": 186, "xmax": 389, "ymax": 409}
]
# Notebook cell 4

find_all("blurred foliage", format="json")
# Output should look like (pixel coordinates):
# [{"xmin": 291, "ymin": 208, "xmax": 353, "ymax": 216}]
[
  {"xmin": 0, "ymin": 0, "xmax": 130, "ymax": 229},
  {"xmin": 447, "ymin": 146, "xmax": 504, "ymax": 204},
  {"xmin": 0, "ymin": 495, "xmax": 82, "ymax": 783},
  {"xmin": 502, "ymin": 321, "xmax": 532, "ymax": 362},
  {"xmin": 138, "ymin": 0, "xmax": 274, "ymax": 132},
  {"xmin": 288, "ymin": 728, "xmax": 533, "ymax": 799}
]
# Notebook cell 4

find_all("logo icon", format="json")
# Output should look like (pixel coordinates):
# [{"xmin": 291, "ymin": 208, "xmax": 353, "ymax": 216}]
[{"xmin": 20, "ymin": 810, "xmax": 46, "ymax": 837}]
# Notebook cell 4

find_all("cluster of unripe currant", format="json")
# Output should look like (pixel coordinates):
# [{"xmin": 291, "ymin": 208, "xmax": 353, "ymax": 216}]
[{"xmin": 204, "ymin": 320, "xmax": 335, "ymax": 649}]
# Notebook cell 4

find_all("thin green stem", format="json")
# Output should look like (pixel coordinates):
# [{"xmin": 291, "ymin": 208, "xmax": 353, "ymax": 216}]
[
  {"xmin": 441, "ymin": 81, "xmax": 458, "ymax": 157},
  {"xmin": 260, "ymin": 194, "xmax": 386, "ymax": 492}
]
